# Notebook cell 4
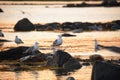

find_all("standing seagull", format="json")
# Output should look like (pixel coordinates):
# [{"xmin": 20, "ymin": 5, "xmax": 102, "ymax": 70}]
[
  {"xmin": 52, "ymin": 35, "xmax": 63, "ymax": 48},
  {"xmin": 94, "ymin": 39, "xmax": 99, "ymax": 52},
  {"xmin": 24, "ymin": 42, "xmax": 39, "ymax": 54},
  {"xmin": 15, "ymin": 36, "xmax": 24, "ymax": 46},
  {"xmin": 0, "ymin": 30, "xmax": 4, "ymax": 37}
]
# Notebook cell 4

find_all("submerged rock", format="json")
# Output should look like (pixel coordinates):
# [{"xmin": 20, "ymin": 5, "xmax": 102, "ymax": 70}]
[
  {"xmin": 14, "ymin": 18, "xmax": 35, "ymax": 31},
  {"xmin": 62, "ymin": 33, "xmax": 76, "ymax": 37},
  {"xmin": 91, "ymin": 61, "xmax": 120, "ymax": 80}
]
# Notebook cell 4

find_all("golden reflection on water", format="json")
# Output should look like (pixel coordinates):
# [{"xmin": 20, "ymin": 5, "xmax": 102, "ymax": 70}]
[
  {"xmin": 1, "ymin": 31, "xmax": 120, "ymax": 53},
  {"xmin": 0, "ymin": 70, "xmax": 57, "ymax": 80},
  {"xmin": 0, "ymin": 66, "xmax": 92, "ymax": 80},
  {"xmin": 0, "ymin": 30, "xmax": 120, "ymax": 80}
]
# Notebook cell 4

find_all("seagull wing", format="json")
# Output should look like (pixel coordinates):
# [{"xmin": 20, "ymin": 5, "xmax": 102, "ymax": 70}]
[
  {"xmin": 23, "ymin": 46, "xmax": 33, "ymax": 53},
  {"xmin": 1, "ymin": 33, "xmax": 4, "ymax": 37},
  {"xmin": 18, "ymin": 38, "xmax": 24, "ymax": 43},
  {"xmin": 0, "ymin": 32, "xmax": 4, "ymax": 37},
  {"xmin": 52, "ymin": 39, "xmax": 58, "ymax": 47}
]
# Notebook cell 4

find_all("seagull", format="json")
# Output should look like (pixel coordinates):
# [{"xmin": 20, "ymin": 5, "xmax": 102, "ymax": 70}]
[
  {"xmin": 52, "ymin": 35, "xmax": 63, "ymax": 48},
  {"xmin": 15, "ymin": 36, "xmax": 24, "ymax": 46},
  {"xmin": 24, "ymin": 42, "xmax": 39, "ymax": 54},
  {"xmin": 0, "ymin": 30, "xmax": 4, "ymax": 37},
  {"xmin": 94, "ymin": 39, "xmax": 99, "ymax": 52},
  {"xmin": 51, "ymin": 47, "xmax": 56, "ymax": 55}
]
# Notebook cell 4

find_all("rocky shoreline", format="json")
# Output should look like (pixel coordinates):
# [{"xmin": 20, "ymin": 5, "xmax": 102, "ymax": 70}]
[
  {"xmin": 64, "ymin": 1, "xmax": 120, "ymax": 7},
  {"xmin": 13, "ymin": 18, "xmax": 120, "ymax": 32}
]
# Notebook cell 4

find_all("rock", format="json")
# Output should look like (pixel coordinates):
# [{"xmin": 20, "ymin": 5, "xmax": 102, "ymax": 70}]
[
  {"xmin": 89, "ymin": 54, "xmax": 104, "ymax": 65},
  {"xmin": 20, "ymin": 53, "xmax": 46, "ymax": 62},
  {"xmin": 72, "ymin": 28, "xmax": 83, "ymax": 33},
  {"xmin": 0, "ymin": 46, "xmax": 41, "ymax": 60},
  {"xmin": 82, "ymin": 62, "xmax": 91, "ymax": 67},
  {"xmin": 45, "ymin": 56, "xmax": 54, "ymax": 66},
  {"xmin": 0, "ymin": 39, "xmax": 12, "ymax": 42},
  {"xmin": 111, "ymin": 23, "xmax": 120, "ymax": 30},
  {"xmin": 61, "ymin": 22, "xmax": 75, "ymax": 31},
  {"xmin": 91, "ymin": 61, "xmax": 120, "ymax": 80},
  {"xmin": 14, "ymin": 18, "xmax": 35, "ymax": 31},
  {"xmin": 0, "ymin": 8, "xmax": 3, "ymax": 12},
  {"xmin": 66, "ymin": 77, "xmax": 75, "ymax": 80},
  {"xmin": 62, "ymin": 33, "xmax": 76, "ymax": 37},
  {"xmin": 63, "ymin": 57, "xmax": 82, "ymax": 70},
  {"xmin": 52, "ymin": 50, "xmax": 82, "ymax": 70}
]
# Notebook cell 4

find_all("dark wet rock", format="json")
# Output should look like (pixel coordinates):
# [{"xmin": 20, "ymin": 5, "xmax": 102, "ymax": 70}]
[
  {"xmin": 0, "ymin": 46, "xmax": 41, "ymax": 60},
  {"xmin": 45, "ymin": 56, "xmax": 54, "ymax": 66},
  {"xmin": 72, "ymin": 28, "xmax": 83, "ymax": 33},
  {"xmin": 61, "ymin": 22, "xmax": 75, "ymax": 31},
  {"xmin": 111, "ymin": 23, "xmax": 120, "ymax": 30},
  {"xmin": 21, "ymin": 53, "xmax": 46, "ymax": 62},
  {"xmin": 36, "ymin": 24, "xmax": 47, "ymax": 31},
  {"xmin": 63, "ymin": 57, "xmax": 82, "ymax": 70},
  {"xmin": 113, "ymin": 20, "xmax": 120, "ymax": 25},
  {"xmin": 14, "ymin": 18, "xmax": 35, "ymax": 31},
  {"xmin": 0, "ymin": 8, "xmax": 3, "ymax": 12},
  {"xmin": 82, "ymin": 62, "xmax": 91, "ymax": 67},
  {"xmin": 91, "ymin": 61, "xmax": 120, "ymax": 80},
  {"xmin": 0, "ymin": 39, "xmax": 12, "ymax": 42},
  {"xmin": 35, "ymin": 22, "xmax": 61, "ymax": 31},
  {"xmin": 99, "ymin": 45, "xmax": 120, "ymax": 53},
  {"xmin": 102, "ymin": 0, "xmax": 119, "ymax": 7},
  {"xmin": 89, "ymin": 54, "xmax": 104, "ymax": 65},
  {"xmin": 45, "ymin": 22, "xmax": 61, "ymax": 30},
  {"xmin": 64, "ymin": 0, "xmax": 120, "ymax": 7},
  {"xmin": 52, "ymin": 50, "xmax": 82, "ymax": 70},
  {"xmin": 62, "ymin": 33, "xmax": 76, "ymax": 37}
]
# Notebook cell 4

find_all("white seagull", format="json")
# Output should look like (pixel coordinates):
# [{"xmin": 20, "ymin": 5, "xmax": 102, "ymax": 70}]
[
  {"xmin": 0, "ymin": 30, "xmax": 4, "ymax": 37},
  {"xmin": 51, "ymin": 47, "xmax": 56, "ymax": 55},
  {"xmin": 15, "ymin": 36, "xmax": 24, "ymax": 46},
  {"xmin": 52, "ymin": 35, "xmax": 63, "ymax": 47},
  {"xmin": 24, "ymin": 42, "xmax": 39, "ymax": 54},
  {"xmin": 94, "ymin": 39, "xmax": 99, "ymax": 52}
]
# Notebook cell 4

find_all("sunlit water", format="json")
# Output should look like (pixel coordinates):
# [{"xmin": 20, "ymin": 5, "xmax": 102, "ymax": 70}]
[
  {"xmin": 0, "ymin": 31, "xmax": 119, "ymax": 80},
  {"xmin": 0, "ymin": 4, "xmax": 120, "ymax": 80},
  {"xmin": 0, "ymin": 5, "xmax": 120, "ymax": 24}
]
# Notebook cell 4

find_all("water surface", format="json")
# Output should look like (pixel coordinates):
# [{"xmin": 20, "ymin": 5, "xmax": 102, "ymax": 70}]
[{"xmin": 0, "ymin": 5, "xmax": 120, "ymax": 24}]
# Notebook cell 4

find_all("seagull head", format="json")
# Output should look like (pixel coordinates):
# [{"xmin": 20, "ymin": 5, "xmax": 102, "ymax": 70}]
[
  {"xmin": 35, "ymin": 42, "xmax": 39, "ymax": 45},
  {"xmin": 58, "ymin": 35, "xmax": 62, "ymax": 38},
  {"xmin": 15, "ymin": 35, "xmax": 18, "ymax": 38},
  {"xmin": 94, "ymin": 39, "xmax": 97, "ymax": 42}
]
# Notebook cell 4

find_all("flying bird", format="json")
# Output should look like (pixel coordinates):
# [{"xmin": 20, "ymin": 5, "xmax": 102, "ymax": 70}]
[
  {"xmin": 15, "ymin": 36, "xmax": 24, "ymax": 46},
  {"xmin": 0, "ymin": 30, "xmax": 4, "ymax": 37}
]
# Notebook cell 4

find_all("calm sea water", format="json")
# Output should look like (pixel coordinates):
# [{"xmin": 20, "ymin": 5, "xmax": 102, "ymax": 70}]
[
  {"xmin": 0, "ymin": 4, "xmax": 120, "ymax": 80},
  {"xmin": 0, "ymin": 5, "xmax": 120, "ymax": 24}
]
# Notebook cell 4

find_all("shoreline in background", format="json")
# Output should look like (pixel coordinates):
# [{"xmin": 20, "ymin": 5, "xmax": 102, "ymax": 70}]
[
  {"xmin": 0, "ymin": 1, "xmax": 102, "ymax": 5},
  {"xmin": 0, "ymin": 19, "xmax": 120, "ymax": 32}
]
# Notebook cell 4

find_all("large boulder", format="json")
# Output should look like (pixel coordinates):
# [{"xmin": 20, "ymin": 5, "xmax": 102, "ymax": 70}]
[
  {"xmin": 91, "ymin": 61, "xmax": 120, "ymax": 80},
  {"xmin": 89, "ymin": 54, "xmax": 104, "ymax": 65},
  {"xmin": 0, "ymin": 46, "xmax": 41, "ymax": 61},
  {"xmin": 14, "ymin": 18, "xmax": 35, "ymax": 31},
  {"xmin": 47, "ymin": 50, "xmax": 82, "ymax": 70}
]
